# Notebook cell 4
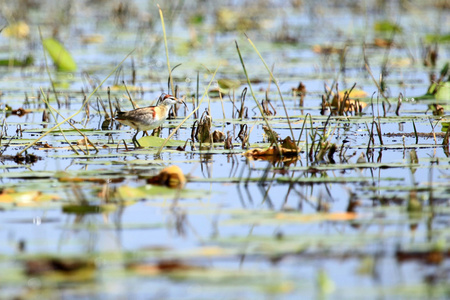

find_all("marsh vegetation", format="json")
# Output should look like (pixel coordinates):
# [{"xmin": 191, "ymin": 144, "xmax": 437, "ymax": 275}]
[{"xmin": 0, "ymin": 0, "xmax": 449, "ymax": 299}]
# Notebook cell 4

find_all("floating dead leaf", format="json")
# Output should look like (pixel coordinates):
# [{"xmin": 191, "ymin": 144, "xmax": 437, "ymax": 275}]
[
  {"xmin": 25, "ymin": 257, "xmax": 96, "ymax": 279},
  {"xmin": 0, "ymin": 190, "xmax": 57, "ymax": 206},
  {"xmin": 274, "ymin": 212, "xmax": 357, "ymax": 222},
  {"xmin": 338, "ymin": 89, "xmax": 368, "ymax": 99},
  {"xmin": 34, "ymin": 193, "xmax": 60, "ymax": 202},
  {"xmin": 11, "ymin": 107, "xmax": 31, "ymax": 117},
  {"xmin": 11, "ymin": 153, "xmax": 41, "ymax": 164},
  {"xmin": 76, "ymin": 138, "xmax": 88, "ymax": 145},
  {"xmin": 396, "ymin": 249, "xmax": 448, "ymax": 265},
  {"xmin": 280, "ymin": 136, "xmax": 297, "ymax": 151},
  {"xmin": 212, "ymin": 129, "xmax": 225, "ymax": 142},
  {"xmin": 41, "ymin": 143, "xmax": 53, "ymax": 149},
  {"xmin": 390, "ymin": 58, "xmax": 412, "ymax": 67},
  {"xmin": 312, "ymin": 45, "xmax": 342, "ymax": 55},
  {"xmin": 373, "ymin": 38, "xmax": 394, "ymax": 48},
  {"xmin": 224, "ymin": 131, "xmax": 234, "ymax": 149},
  {"xmin": 81, "ymin": 34, "xmax": 104, "ymax": 44},
  {"xmin": 128, "ymin": 260, "xmax": 204, "ymax": 276},
  {"xmin": 2, "ymin": 21, "xmax": 30, "ymax": 39},
  {"xmin": 243, "ymin": 145, "xmax": 300, "ymax": 160},
  {"xmin": 197, "ymin": 246, "xmax": 226, "ymax": 257},
  {"xmin": 195, "ymin": 111, "xmax": 213, "ymax": 143},
  {"xmin": 330, "ymin": 94, "xmax": 367, "ymax": 113},
  {"xmin": 146, "ymin": 165, "xmax": 186, "ymax": 189},
  {"xmin": 0, "ymin": 193, "xmax": 14, "ymax": 203}
]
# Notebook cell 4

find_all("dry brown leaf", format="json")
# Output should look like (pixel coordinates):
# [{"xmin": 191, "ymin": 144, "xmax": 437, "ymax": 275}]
[
  {"xmin": 274, "ymin": 212, "xmax": 358, "ymax": 222},
  {"xmin": 25, "ymin": 257, "xmax": 96, "ymax": 276},
  {"xmin": 373, "ymin": 38, "xmax": 393, "ymax": 48},
  {"xmin": 11, "ymin": 108, "xmax": 31, "ymax": 117},
  {"xmin": 338, "ymin": 89, "xmax": 368, "ymax": 99},
  {"xmin": 280, "ymin": 136, "xmax": 298, "ymax": 151},
  {"xmin": 197, "ymin": 246, "xmax": 226, "ymax": 257},
  {"xmin": 146, "ymin": 165, "xmax": 186, "ymax": 189},
  {"xmin": 76, "ymin": 138, "xmax": 88, "ymax": 145},
  {"xmin": 0, "ymin": 189, "xmax": 56, "ymax": 204},
  {"xmin": 243, "ymin": 144, "xmax": 300, "ymax": 160},
  {"xmin": 212, "ymin": 129, "xmax": 225, "ymax": 142},
  {"xmin": 331, "ymin": 96, "xmax": 368, "ymax": 112},
  {"xmin": 2, "ymin": 21, "xmax": 30, "ymax": 39},
  {"xmin": 312, "ymin": 45, "xmax": 342, "ymax": 55},
  {"xmin": 128, "ymin": 260, "xmax": 203, "ymax": 276},
  {"xmin": 0, "ymin": 193, "xmax": 14, "ymax": 203},
  {"xmin": 81, "ymin": 34, "xmax": 104, "ymax": 44}
]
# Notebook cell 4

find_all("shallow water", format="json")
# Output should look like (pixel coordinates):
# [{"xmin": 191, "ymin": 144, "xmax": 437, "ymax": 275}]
[{"xmin": 0, "ymin": 0, "xmax": 449, "ymax": 299}]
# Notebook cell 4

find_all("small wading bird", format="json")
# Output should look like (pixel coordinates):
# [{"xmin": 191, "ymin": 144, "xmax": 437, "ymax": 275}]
[{"xmin": 115, "ymin": 94, "xmax": 186, "ymax": 147}]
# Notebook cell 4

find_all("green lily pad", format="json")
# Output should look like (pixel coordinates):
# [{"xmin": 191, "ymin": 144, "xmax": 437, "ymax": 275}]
[
  {"xmin": 425, "ymin": 33, "xmax": 450, "ymax": 44},
  {"xmin": 435, "ymin": 82, "xmax": 450, "ymax": 101},
  {"xmin": 138, "ymin": 135, "xmax": 186, "ymax": 148},
  {"xmin": 374, "ymin": 20, "xmax": 402, "ymax": 33},
  {"xmin": 218, "ymin": 78, "xmax": 241, "ymax": 90},
  {"xmin": 62, "ymin": 204, "xmax": 117, "ymax": 214},
  {"xmin": 42, "ymin": 38, "xmax": 77, "ymax": 72}
]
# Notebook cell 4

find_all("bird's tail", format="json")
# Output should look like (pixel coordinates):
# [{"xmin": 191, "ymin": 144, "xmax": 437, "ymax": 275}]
[{"xmin": 115, "ymin": 111, "xmax": 126, "ymax": 120}]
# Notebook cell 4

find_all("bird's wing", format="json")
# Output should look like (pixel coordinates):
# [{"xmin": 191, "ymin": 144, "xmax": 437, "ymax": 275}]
[{"xmin": 115, "ymin": 106, "xmax": 156, "ymax": 122}]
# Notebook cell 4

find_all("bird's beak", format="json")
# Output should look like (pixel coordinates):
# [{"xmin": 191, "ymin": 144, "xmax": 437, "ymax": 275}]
[{"xmin": 177, "ymin": 96, "xmax": 188, "ymax": 109}]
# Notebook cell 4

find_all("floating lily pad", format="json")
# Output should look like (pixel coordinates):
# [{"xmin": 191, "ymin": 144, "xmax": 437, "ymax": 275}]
[
  {"xmin": 42, "ymin": 38, "xmax": 77, "ymax": 71},
  {"xmin": 62, "ymin": 204, "xmax": 117, "ymax": 214},
  {"xmin": 138, "ymin": 135, "xmax": 186, "ymax": 147}
]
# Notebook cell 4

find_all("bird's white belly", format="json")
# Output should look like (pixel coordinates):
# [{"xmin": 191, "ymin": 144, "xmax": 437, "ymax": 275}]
[{"xmin": 136, "ymin": 117, "xmax": 165, "ymax": 131}]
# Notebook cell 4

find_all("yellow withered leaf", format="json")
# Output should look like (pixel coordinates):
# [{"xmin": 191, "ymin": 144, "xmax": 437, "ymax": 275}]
[
  {"xmin": 2, "ymin": 21, "xmax": 29, "ymax": 39},
  {"xmin": 274, "ymin": 212, "xmax": 358, "ymax": 222},
  {"xmin": 147, "ymin": 165, "xmax": 186, "ymax": 189},
  {"xmin": 0, "ymin": 193, "xmax": 14, "ymax": 203},
  {"xmin": 197, "ymin": 246, "xmax": 226, "ymax": 257},
  {"xmin": 338, "ymin": 89, "xmax": 368, "ymax": 98}
]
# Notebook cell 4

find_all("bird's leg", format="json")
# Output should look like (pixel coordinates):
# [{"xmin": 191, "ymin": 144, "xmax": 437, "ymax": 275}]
[{"xmin": 132, "ymin": 131, "xmax": 141, "ymax": 148}]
